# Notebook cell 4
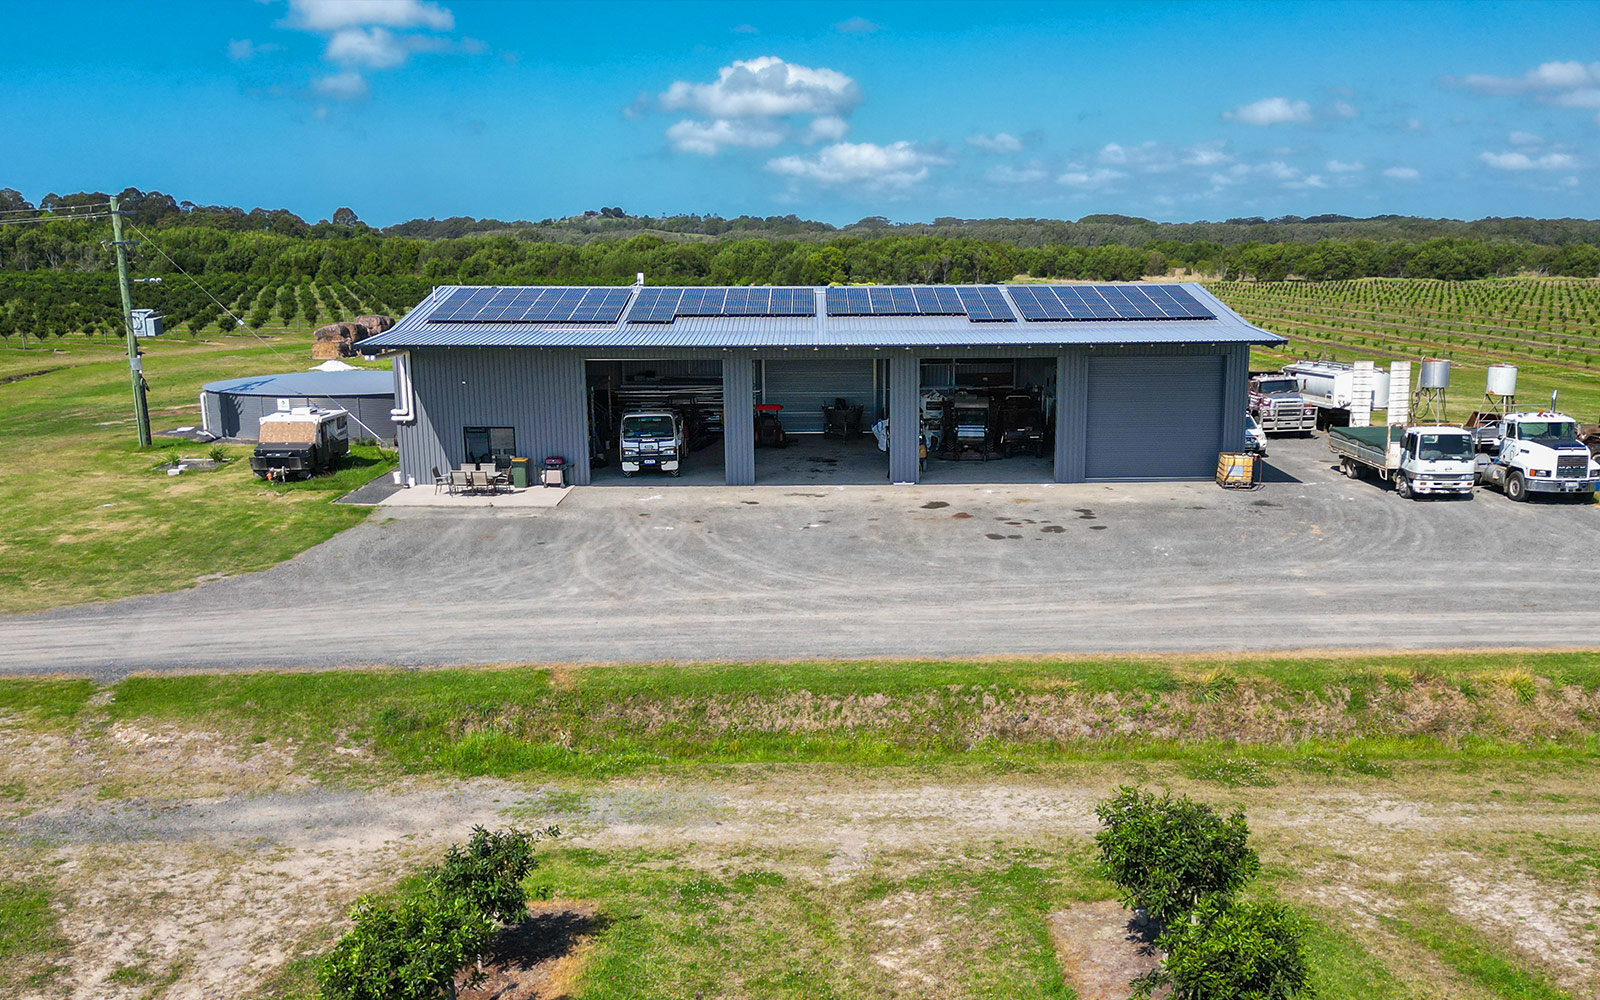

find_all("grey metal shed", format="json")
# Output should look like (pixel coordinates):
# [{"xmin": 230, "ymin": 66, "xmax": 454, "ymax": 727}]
[
  {"xmin": 361, "ymin": 283, "xmax": 1283, "ymax": 487},
  {"xmin": 199, "ymin": 369, "xmax": 397, "ymax": 442}
]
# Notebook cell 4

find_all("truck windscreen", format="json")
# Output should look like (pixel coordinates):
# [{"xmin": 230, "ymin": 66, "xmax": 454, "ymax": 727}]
[
  {"xmin": 1257, "ymin": 379, "xmax": 1297, "ymax": 393},
  {"xmin": 1416, "ymin": 434, "xmax": 1471, "ymax": 460},
  {"xmin": 1519, "ymin": 421, "xmax": 1577, "ymax": 444},
  {"xmin": 624, "ymin": 416, "xmax": 675, "ymax": 437}
]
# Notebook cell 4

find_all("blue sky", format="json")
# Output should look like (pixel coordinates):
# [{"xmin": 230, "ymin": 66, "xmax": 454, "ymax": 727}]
[{"xmin": 1, "ymin": 0, "xmax": 1597, "ymax": 226}]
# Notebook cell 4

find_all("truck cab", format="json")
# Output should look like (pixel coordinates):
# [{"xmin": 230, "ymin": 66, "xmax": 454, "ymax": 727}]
[
  {"xmin": 1248, "ymin": 374, "xmax": 1317, "ymax": 434},
  {"xmin": 1395, "ymin": 426, "xmax": 1476, "ymax": 498},
  {"xmin": 618, "ymin": 410, "xmax": 685, "ymax": 477},
  {"xmin": 1476, "ymin": 412, "xmax": 1600, "ymax": 501}
]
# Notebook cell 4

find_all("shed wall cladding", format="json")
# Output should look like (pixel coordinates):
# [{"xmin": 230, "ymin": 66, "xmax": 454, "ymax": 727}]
[
  {"xmin": 398, "ymin": 348, "xmax": 589, "ymax": 485},
  {"xmin": 760, "ymin": 358, "xmax": 877, "ymax": 434},
  {"xmin": 201, "ymin": 392, "xmax": 397, "ymax": 441},
  {"xmin": 1083, "ymin": 353, "xmax": 1226, "ymax": 480}
]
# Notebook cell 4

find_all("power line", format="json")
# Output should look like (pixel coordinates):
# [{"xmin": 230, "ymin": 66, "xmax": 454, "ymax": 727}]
[
  {"xmin": 0, "ymin": 212, "xmax": 112, "ymax": 227},
  {"xmin": 0, "ymin": 201, "xmax": 111, "ymax": 216}
]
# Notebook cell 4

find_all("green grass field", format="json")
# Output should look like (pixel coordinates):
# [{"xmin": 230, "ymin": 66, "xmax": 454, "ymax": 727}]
[
  {"xmin": 1209, "ymin": 277, "xmax": 1600, "ymax": 422},
  {"xmin": 0, "ymin": 329, "xmax": 393, "ymax": 613},
  {"xmin": 3, "ymin": 652, "xmax": 1594, "ymax": 1000}
]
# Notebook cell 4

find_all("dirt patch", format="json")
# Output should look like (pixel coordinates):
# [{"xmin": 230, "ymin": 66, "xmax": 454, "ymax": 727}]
[
  {"xmin": 458, "ymin": 902, "xmax": 601, "ymax": 1000},
  {"xmin": 1048, "ymin": 900, "xmax": 1162, "ymax": 1000}
]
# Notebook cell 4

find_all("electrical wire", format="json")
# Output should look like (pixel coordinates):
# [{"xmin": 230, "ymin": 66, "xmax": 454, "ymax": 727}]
[
  {"xmin": 0, "ymin": 212, "xmax": 112, "ymax": 227},
  {"xmin": 126, "ymin": 220, "xmax": 386, "ymax": 441},
  {"xmin": 0, "ymin": 201, "xmax": 110, "ymax": 216}
]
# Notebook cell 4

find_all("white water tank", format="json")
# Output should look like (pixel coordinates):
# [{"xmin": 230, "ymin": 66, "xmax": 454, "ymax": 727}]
[
  {"xmin": 1369, "ymin": 369, "xmax": 1391, "ymax": 409},
  {"xmin": 1486, "ymin": 364, "xmax": 1518, "ymax": 396},
  {"xmin": 1419, "ymin": 359, "xmax": 1451, "ymax": 389}
]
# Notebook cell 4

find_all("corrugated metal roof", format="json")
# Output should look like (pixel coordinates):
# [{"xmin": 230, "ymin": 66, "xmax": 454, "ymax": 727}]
[
  {"xmin": 201, "ymin": 370, "xmax": 395, "ymax": 397},
  {"xmin": 361, "ymin": 283, "xmax": 1283, "ymax": 350}
]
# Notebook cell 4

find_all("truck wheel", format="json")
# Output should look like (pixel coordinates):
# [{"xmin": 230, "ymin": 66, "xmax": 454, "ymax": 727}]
[
  {"xmin": 1341, "ymin": 458, "xmax": 1358, "ymax": 479},
  {"xmin": 1395, "ymin": 473, "xmax": 1414, "ymax": 500},
  {"xmin": 1506, "ymin": 473, "xmax": 1528, "ymax": 502}
]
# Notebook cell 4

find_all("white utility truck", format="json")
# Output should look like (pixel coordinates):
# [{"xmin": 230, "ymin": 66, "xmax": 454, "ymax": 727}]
[
  {"xmin": 1284, "ymin": 359, "xmax": 1391, "ymax": 429},
  {"xmin": 618, "ymin": 410, "xmax": 685, "ymax": 477},
  {"xmin": 1327, "ymin": 424, "xmax": 1476, "ymax": 499},
  {"xmin": 1474, "ymin": 411, "xmax": 1600, "ymax": 501}
]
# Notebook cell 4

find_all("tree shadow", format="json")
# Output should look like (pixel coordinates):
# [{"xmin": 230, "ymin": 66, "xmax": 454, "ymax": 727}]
[
  {"xmin": 479, "ymin": 906, "xmax": 611, "ymax": 976},
  {"xmin": 1124, "ymin": 910, "xmax": 1162, "ymax": 957}
]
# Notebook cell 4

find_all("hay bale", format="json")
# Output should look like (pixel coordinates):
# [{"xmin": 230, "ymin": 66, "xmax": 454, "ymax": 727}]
[
  {"xmin": 312, "ymin": 338, "xmax": 354, "ymax": 360},
  {"xmin": 353, "ymin": 314, "xmax": 394, "ymax": 338}
]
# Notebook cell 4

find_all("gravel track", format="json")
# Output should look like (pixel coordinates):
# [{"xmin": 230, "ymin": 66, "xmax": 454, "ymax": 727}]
[{"xmin": 2, "ymin": 435, "xmax": 1597, "ymax": 679}]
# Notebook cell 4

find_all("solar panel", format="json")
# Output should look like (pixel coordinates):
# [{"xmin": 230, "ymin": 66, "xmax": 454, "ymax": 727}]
[
  {"xmin": 625, "ymin": 287, "xmax": 680, "ymax": 324},
  {"xmin": 1145, "ymin": 284, "xmax": 1214, "ymax": 319},
  {"xmin": 1008, "ymin": 286, "xmax": 1070, "ymax": 321},
  {"xmin": 911, "ymin": 286, "xmax": 964, "ymax": 314},
  {"xmin": 957, "ymin": 286, "xmax": 1016, "ymax": 322}
]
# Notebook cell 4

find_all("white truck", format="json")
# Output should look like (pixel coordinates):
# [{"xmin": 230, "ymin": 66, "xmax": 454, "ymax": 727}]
[
  {"xmin": 1247, "ymin": 373, "xmax": 1317, "ymax": 434},
  {"xmin": 1283, "ymin": 359, "xmax": 1391, "ymax": 430},
  {"xmin": 1473, "ymin": 411, "xmax": 1600, "ymax": 501},
  {"xmin": 1327, "ymin": 424, "xmax": 1476, "ymax": 500},
  {"xmin": 618, "ymin": 410, "xmax": 685, "ymax": 477}
]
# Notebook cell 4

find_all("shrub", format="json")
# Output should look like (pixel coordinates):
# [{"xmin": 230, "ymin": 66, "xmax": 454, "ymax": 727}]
[
  {"xmin": 317, "ymin": 826, "xmax": 555, "ymax": 1000},
  {"xmin": 1137, "ymin": 897, "xmax": 1311, "ymax": 1000},
  {"xmin": 1094, "ymin": 787, "xmax": 1259, "ymax": 925}
]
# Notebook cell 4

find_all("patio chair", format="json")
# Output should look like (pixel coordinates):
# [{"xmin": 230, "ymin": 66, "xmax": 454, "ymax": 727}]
[
  {"xmin": 432, "ymin": 466, "xmax": 448, "ymax": 494},
  {"xmin": 449, "ymin": 469, "xmax": 471, "ymax": 494}
]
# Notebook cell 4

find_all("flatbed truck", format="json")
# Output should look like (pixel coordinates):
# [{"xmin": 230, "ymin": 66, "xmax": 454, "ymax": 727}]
[{"xmin": 1327, "ymin": 424, "xmax": 1476, "ymax": 500}]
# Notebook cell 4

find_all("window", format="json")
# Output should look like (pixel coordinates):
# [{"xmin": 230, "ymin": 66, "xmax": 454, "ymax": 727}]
[{"xmin": 464, "ymin": 426, "xmax": 515, "ymax": 467}]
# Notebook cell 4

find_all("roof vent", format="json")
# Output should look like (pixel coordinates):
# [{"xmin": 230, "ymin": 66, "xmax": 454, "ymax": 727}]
[{"xmin": 635, "ymin": 272, "xmax": 645, "ymax": 285}]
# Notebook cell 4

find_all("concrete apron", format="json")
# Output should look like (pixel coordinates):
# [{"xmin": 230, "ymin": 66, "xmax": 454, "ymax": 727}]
[{"xmin": 379, "ymin": 485, "xmax": 573, "ymax": 509}]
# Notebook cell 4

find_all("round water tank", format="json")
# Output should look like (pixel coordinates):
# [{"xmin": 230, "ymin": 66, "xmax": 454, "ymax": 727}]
[
  {"xmin": 1419, "ymin": 359, "xmax": 1451, "ymax": 389},
  {"xmin": 1370, "ymin": 369, "xmax": 1392, "ymax": 408},
  {"xmin": 1486, "ymin": 363, "xmax": 1518, "ymax": 397}
]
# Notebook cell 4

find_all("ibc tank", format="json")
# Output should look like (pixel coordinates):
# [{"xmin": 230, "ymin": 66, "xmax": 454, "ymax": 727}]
[
  {"xmin": 1486, "ymin": 364, "xmax": 1518, "ymax": 396},
  {"xmin": 1419, "ymin": 359, "xmax": 1451, "ymax": 389}
]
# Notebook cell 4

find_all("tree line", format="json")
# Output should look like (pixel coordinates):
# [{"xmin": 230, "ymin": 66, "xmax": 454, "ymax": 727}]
[{"xmin": 2, "ymin": 187, "xmax": 1598, "ymax": 289}]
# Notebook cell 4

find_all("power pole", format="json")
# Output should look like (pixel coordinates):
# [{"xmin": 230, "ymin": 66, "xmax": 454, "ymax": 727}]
[{"xmin": 111, "ymin": 195, "xmax": 152, "ymax": 447}]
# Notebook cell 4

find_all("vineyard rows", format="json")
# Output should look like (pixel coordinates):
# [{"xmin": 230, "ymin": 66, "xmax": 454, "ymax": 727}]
[{"xmin": 1209, "ymin": 278, "xmax": 1600, "ymax": 373}]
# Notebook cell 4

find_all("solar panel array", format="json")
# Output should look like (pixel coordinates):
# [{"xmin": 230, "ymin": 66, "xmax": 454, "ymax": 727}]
[
  {"xmin": 1006, "ymin": 284, "xmax": 1212, "ymax": 321},
  {"xmin": 625, "ymin": 287, "xmax": 817, "ymax": 324},
  {"xmin": 421, "ymin": 284, "xmax": 1215, "ymax": 326},
  {"xmin": 426, "ymin": 286, "xmax": 633, "ymax": 324},
  {"xmin": 824, "ymin": 285, "xmax": 966, "ymax": 316}
]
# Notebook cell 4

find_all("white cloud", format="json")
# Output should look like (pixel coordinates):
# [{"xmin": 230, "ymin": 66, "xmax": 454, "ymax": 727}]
[
  {"xmin": 1326, "ymin": 159, "xmax": 1365, "ymax": 172},
  {"xmin": 288, "ymin": 0, "xmax": 453, "ymax": 32},
  {"xmin": 313, "ymin": 70, "xmax": 370, "ymax": 100},
  {"xmin": 1057, "ymin": 168, "xmax": 1125, "ymax": 190},
  {"xmin": 666, "ymin": 118, "xmax": 787, "ymax": 155},
  {"xmin": 834, "ymin": 16, "xmax": 880, "ymax": 34},
  {"xmin": 1457, "ymin": 60, "xmax": 1600, "ymax": 95},
  {"xmin": 1553, "ymin": 88, "xmax": 1600, "ymax": 108},
  {"xmin": 967, "ymin": 132, "xmax": 1024, "ymax": 154},
  {"xmin": 661, "ymin": 56, "xmax": 860, "ymax": 119},
  {"xmin": 804, "ymin": 115, "xmax": 851, "ymax": 144},
  {"xmin": 1509, "ymin": 130, "xmax": 1544, "ymax": 147},
  {"xmin": 1479, "ymin": 150, "xmax": 1577, "ymax": 170},
  {"xmin": 1224, "ymin": 97, "xmax": 1313, "ymax": 126},
  {"xmin": 1285, "ymin": 174, "xmax": 1328, "ymax": 190},
  {"xmin": 1397, "ymin": 117, "xmax": 1427, "ymax": 133},
  {"xmin": 1326, "ymin": 100, "xmax": 1359, "ymax": 120},
  {"xmin": 985, "ymin": 164, "xmax": 1047, "ymax": 184},
  {"xmin": 325, "ymin": 27, "xmax": 413, "ymax": 68},
  {"xmin": 1182, "ymin": 141, "xmax": 1233, "ymax": 167},
  {"xmin": 768, "ymin": 141, "xmax": 945, "ymax": 191},
  {"xmin": 733, "ymin": 24, "xmax": 759, "ymax": 34},
  {"xmin": 228, "ymin": 38, "xmax": 278, "ymax": 61},
  {"xmin": 1383, "ymin": 166, "xmax": 1421, "ymax": 180}
]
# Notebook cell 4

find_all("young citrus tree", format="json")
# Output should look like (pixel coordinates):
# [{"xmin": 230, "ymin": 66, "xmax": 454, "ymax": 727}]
[
  {"xmin": 1137, "ymin": 897, "xmax": 1311, "ymax": 1000},
  {"xmin": 1094, "ymin": 787, "xmax": 1260, "ymax": 925}
]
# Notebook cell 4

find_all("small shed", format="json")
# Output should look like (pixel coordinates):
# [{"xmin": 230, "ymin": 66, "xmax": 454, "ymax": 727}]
[{"xmin": 199, "ymin": 369, "xmax": 396, "ymax": 442}]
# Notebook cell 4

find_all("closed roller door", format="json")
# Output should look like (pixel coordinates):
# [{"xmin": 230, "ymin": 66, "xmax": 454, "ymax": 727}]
[
  {"xmin": 1085, "ymin": 355, "xmax": 1225, "ymax": 479},
  {"xmin": 762, "ymin": 359, "xmax": 875, "ymax": 434}
]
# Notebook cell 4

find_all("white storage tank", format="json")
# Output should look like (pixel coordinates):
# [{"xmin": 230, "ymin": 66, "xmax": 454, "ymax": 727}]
[
  {"xmin": 1419, "ymin": 359, "xmax": 1451, "ymax": 389},
  {"xmin": 1486, "ymin": 364, "xmax": 1518, "ymax": 397},
  {"xmin": 1369, "ymin": 369, "xmax": 1391, "ymax": 409}
]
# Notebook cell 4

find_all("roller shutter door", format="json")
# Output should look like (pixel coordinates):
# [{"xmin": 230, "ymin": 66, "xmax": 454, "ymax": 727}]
[
  {"xmin": 761, "ymin": 359, "xmax": 875, "ymax": 434},
  {"xmin": 1085, "ymin": 355, "xmax": 1225, "ymax": 479}
]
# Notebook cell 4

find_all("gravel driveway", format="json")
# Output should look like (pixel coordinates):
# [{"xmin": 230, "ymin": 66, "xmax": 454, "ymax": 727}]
[{"xmin": 2, "ymin": 434, "xmax": 1595, "ymax": 678}]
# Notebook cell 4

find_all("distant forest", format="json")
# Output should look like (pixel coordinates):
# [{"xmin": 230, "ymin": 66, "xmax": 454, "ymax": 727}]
[{"xmin": 2, "ymin": 186, "xmax": 1598, "ymax": 286}]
